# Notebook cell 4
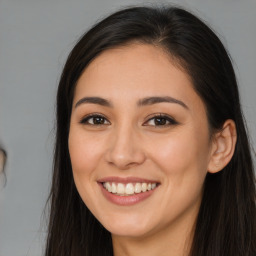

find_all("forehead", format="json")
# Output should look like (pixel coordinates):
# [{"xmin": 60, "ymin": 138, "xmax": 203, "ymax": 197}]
[{"xmin": 74, "ymin": 43, "xmax": 204, "ymax": 111}]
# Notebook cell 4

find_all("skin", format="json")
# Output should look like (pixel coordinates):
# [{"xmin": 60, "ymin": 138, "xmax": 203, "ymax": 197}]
[{"xmin": 68, "ymin": 43, "xmax": 236, "ymax": 256}]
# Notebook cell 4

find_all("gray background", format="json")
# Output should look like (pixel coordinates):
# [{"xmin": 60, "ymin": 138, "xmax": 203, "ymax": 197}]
[{"xmin": 0, "ymin": 0, "xmax": 255, "ymax": 255}]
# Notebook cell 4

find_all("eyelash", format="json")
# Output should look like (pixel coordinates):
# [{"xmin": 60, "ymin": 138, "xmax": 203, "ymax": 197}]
[
  {"xmin": 80, "ymin": 114, "xmax": 110, "ymax": 126},
  {"xmin": 143, "ymin": 114, "xmax": 178, "ymax": 127},
  {"xmin": 79, "ymin": 113, "xmax": 178, "ymax": 127}
]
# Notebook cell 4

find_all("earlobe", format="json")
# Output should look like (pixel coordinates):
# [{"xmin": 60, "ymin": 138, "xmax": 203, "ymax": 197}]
[{"xmin": 208, "ymin": 119, "xmax": 237, "ymax": 173}]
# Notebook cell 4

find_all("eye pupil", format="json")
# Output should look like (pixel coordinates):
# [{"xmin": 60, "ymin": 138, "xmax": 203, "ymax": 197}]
[
  {"xmin": 155, "ymin": 117, "xmax": 167, "ymax": 125},
  {"xmin": 93, "ymin": 117, "xmax": 105, "ymax": 124}
]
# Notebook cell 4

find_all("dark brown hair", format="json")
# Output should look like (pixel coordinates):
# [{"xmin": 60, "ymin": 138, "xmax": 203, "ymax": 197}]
[
  {"xmin": 0, "ymin": 148, "xmax": 7, "ymax": 185},
  {"xmin": 45, "ymin": 5, "xmax": 256, "ymax": 256}
]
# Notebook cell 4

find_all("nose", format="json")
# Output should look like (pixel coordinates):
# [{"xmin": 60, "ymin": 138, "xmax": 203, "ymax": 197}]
[{"xmin": 105, "ymin": 125, "xmax": 146, "ymax": 170}]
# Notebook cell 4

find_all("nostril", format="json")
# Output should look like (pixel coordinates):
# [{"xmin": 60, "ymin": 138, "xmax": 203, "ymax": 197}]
[{"xmin": 105, "ymin": 146, "xmax": 146, "ymax": 170}]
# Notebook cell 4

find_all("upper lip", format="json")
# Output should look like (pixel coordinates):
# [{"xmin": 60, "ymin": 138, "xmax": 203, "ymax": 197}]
[{"xmin": 97, "ymin": 176, "xmax": 160, "ymax": 184}]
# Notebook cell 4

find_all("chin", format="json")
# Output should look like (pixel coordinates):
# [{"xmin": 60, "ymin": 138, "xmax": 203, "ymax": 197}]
[
  {"xmin": 101, "ymin": 216, "xmax": 155, "ymax": 238},
  {"xmin": 108, "ymin": 226, "xmax": 151, "ymax": 238}
]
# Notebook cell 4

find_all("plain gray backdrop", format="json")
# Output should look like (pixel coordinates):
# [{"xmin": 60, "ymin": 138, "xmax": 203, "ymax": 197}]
[{"xmin": 0, "ymin": 0, "xmax": 255, "ymax": 255}]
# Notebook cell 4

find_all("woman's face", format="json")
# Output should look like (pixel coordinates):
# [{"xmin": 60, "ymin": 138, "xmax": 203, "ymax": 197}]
[{"xmin": 69, "ymin": 44, "xmax": 214, "ymax": 238}]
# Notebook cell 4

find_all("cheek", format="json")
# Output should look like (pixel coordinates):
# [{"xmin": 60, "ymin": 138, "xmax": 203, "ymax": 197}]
[
  {"xmin": 145, "ymin": 130, "xmax": 210, "ymax": 223},
  {"xmin": 68, "ymin": 128, "xmax": 108, "ymax": 205},
  {"xmin": 148, "ymin": 128, "xmax": 210, "ymax": 186},
  {"xmin": 68, "ymin": 128, "xmax": 107, "ymax": 209},
  {"xmin": 68, "ymin": 129, "xmax": 104, "ymax": 175}
]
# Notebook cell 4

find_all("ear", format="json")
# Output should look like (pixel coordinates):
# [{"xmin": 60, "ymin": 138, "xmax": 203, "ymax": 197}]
[{"xmin": 207, "ymin": 119, "xmax": 237, "ymax": 173}]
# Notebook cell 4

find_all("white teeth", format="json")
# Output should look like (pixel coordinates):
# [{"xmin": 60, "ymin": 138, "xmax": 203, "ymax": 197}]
[
  {"xmin": 117, "ymin": 183, "xmax": 125, "ymax": 194},
  {"xmin": 141, "ymin": 183, "xmax": 147, "ymax": 192},
  {"xmin": 125, "ymin": 183, "xmax": 134, "ymax": 195},
  {"xmin": 111, "ymin": 183, "xmax": 117, "ymax": 193},
  {"xmin": 134, "ymin": 183, "xmax": 142, "ymax": 193},
  {"xmin": 106, "ymin": 182, "xmax": 112, "ymax": 192},
  {"xmin": 103, "ymin": 182, "xmax": 158, "ymax": 195}
]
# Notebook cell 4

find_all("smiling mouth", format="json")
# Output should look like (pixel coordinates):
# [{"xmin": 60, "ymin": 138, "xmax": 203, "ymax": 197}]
[{"xmin": 102, "ymin": 182, "xmax": 159, "ymax": 196}]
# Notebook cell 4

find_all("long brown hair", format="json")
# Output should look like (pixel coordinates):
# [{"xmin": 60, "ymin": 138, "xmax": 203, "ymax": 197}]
[{"xmin": 45, "ymin": 5, "xmax": 256, "ymax": 256}]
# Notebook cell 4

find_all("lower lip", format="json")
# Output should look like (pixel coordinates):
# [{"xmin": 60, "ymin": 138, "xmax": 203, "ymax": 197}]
[{"xmin": 99, "ymin": 183, "xmax": 157, "ymax": 206}]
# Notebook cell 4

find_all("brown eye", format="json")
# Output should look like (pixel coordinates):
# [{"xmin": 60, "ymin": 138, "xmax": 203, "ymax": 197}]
[
  {"xmin": 154, "ymin": 117, "xmax": 168, "ymax": 125},
  {"xmin": 91, "ymin": 116, "xmax": 105, "ymax": 125},
  {"xmin": 144, "ymin": 114, "xmax": 178, "ymax": 127},
  {"xmin": 80, "ymin": 114, "xmax": 110, "ymax": 125}
]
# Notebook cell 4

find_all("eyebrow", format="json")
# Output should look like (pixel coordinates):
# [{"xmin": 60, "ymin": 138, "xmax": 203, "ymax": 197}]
[
  {"xmin": 75, "ymin": 96, "xmax": 188, "ymax": 109},
  {"xmin": 137, "ymin": 96, "xmax": 188, "ymax": 109},
  {"xmin": 75, "ymin": 97, "xmax": 112, "ymax": 108}
]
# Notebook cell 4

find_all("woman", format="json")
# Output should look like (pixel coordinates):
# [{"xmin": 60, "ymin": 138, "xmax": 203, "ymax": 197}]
[{"xmin": 45, "ymin": 5, "xmax": 256, "ymax": 256}]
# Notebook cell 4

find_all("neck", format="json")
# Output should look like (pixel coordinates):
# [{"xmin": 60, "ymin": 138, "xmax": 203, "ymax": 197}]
[{"xmin": 112, "ymin": 212, "xmax": 196, "ymax": 256}]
